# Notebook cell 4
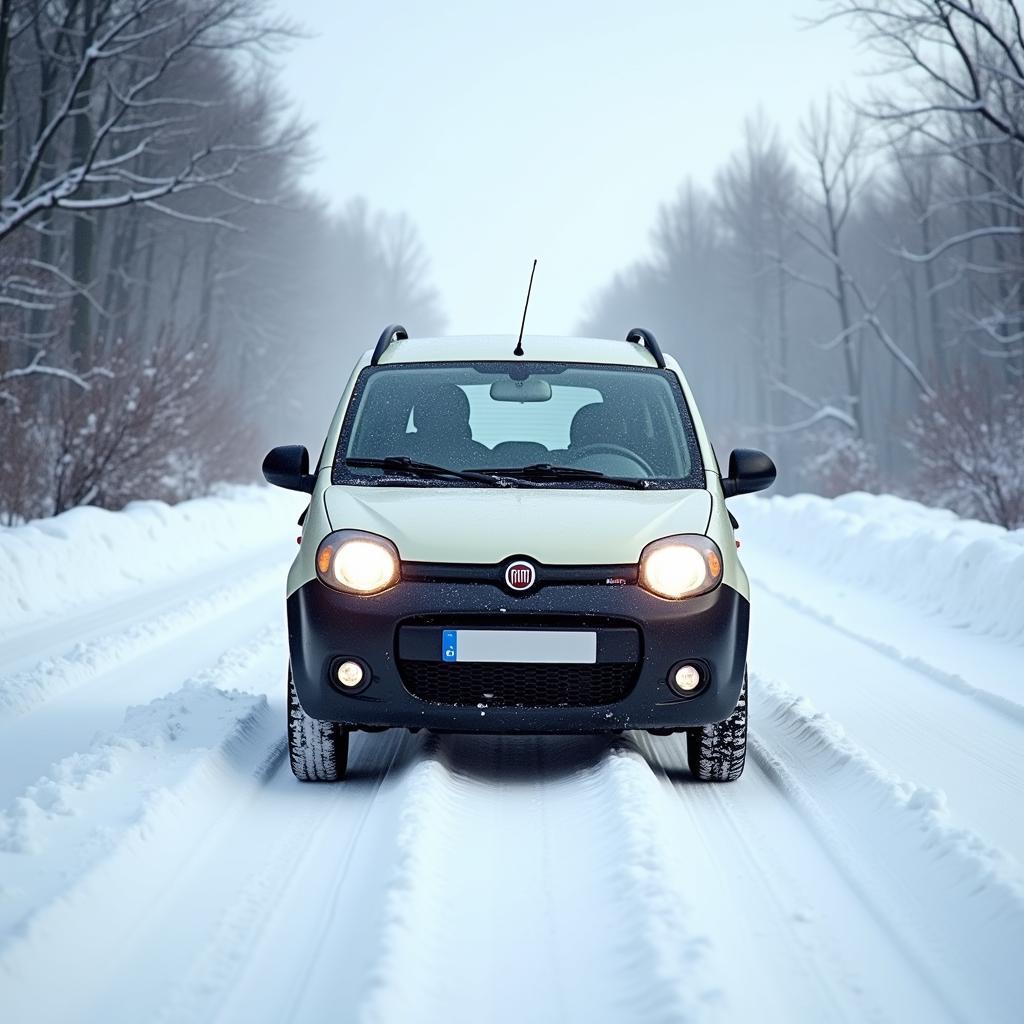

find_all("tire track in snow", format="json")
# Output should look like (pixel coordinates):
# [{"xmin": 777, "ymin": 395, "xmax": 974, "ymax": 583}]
[
  {"xmin": 748, "ymin": 578, "xmax": 1024, "ymax": 862},
  {"xmin": 0, "ymin": 628, "xmax": 289, "ymax": 961},
  {"xmin": 0, "ymin": 640, "xmax": 413, "ymax": 1024},
  {"xmin": 151, "ymin": 730, "xmax": 415, "ymax": 1024},
  {"xmin": 354, "ymin": 734, "xmax": 723, "ymax": 1024},
  {"xmin": 0, "ymin": 730, "xmax": 287, "ymax": 1020},
  {"xmin": 0, "ymin": 584, "xmax": 289, "ymax": 808},
  {"xmin": 0, "ymin": 552, "xmax": 290, "ymax": 719},
  {"xmin": 748, "ymin": 676, "xmax": 1024, "ymax": 1024},
  {"xmin": 638, "ymin": 731, "xmax": 952, "ymax": 1024},
  {"xmin": 753, "ymin": 577, "xmax": 1024, "ymax": 727}
]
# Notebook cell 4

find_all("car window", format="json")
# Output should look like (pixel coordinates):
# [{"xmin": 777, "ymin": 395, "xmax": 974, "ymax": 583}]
[
  {"xmin": 456, "ymin": 384, "xmax": 601, "ymax": 449},
  {"xmin": 337, "ymin": 362, "xmax": 705, "ymax": 488}
]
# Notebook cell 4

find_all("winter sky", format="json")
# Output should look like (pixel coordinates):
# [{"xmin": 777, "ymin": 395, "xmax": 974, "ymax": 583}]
[{"xmin": 272, "ymin": 1, "xmax": 867, "ymax": 335}]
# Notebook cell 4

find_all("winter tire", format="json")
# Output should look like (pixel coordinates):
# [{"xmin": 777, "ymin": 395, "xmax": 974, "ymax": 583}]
[
  {"xmin": 686, "ymin": 672, "xmax": 747, "ymax": 782},
  {"xmin": 288, "ymin": 673, "xmax": 349, "ymax": 782}
]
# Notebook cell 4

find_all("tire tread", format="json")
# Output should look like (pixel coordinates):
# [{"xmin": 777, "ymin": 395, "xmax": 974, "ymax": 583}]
[
  {"xmin": 287, "ymin": 675, "xmax": 349, "ymax": 782},
  {"xmin": 686, "ymin": 674, "xmax": 748, "ymax": 782}
]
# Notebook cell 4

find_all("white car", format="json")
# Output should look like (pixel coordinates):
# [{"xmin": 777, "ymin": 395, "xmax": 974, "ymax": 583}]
[{"xmin": 264, "ymin": 327, "xmax": 775, "ymax": 782}]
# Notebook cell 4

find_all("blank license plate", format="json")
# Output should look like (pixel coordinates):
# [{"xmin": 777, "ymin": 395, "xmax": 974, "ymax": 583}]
[{"xmin": 442, "ymin": 629, "xmax": 597, "ymax": 664}]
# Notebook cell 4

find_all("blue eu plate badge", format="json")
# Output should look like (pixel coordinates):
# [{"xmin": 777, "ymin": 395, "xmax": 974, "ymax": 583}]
[{"xmin": 442, "ymin": 630, "xmax": 458, "ymax": 663}]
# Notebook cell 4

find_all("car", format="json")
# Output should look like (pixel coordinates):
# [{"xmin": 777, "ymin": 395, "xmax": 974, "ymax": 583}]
[{"xmin": 263, "ymin": 325, "xmax": 775, "ymax": 783}]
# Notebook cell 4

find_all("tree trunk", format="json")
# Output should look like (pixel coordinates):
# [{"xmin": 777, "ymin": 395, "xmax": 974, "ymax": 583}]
[
  {"xmin": 68, "ymin": 0, "xmax": 98, "ymax": 366},
  {"xmin": 196, "ymin": 226, "xmax": 219, "ymax": 342},
  {"xmin": 920, "ymin": 212, "xmax": 945, "ymax": 388},
  {"xmin": 134, "ymin": 223, "xmax": 159, "ymax": 352},
  {"xmin": 827, "ymin": 212, "xmax": 862, "ymax": 437},
  {"xmin": 0, "ymin": 0, "xmax": 12, "ymax": 177}
]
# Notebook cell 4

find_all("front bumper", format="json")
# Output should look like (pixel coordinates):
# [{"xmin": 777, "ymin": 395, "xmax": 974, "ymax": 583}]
[{"xmin": 287, "ymin": 577, "xmax": 749, "ymax": 734}]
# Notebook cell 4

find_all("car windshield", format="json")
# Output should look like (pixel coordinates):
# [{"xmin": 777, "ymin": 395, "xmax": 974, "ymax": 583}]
[{"xmin": 333, "ymin": 362, "xmax": 705, "ymax": 488}]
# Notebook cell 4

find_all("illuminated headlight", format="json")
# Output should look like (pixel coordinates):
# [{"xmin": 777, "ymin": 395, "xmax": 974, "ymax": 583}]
[
  {"xmin": 639, "ymin": 535, "xmax": 723, "ymax": 599},
  {"xmin": 316, "ymin": 530, "xmax": 400, "ymax": 595}
]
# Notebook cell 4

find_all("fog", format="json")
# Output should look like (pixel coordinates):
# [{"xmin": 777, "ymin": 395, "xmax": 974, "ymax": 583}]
[
  {"xmin": 272, "ymin": 0, "xmax": 865, "ymax": 335},
  {"xmin": 1, "ymin": 0, "xmax": 1022, "ymax": 527}
]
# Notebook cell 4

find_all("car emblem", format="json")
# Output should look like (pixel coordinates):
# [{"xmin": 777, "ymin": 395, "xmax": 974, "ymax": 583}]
[{"xmin": 504, "ymin": 560, "xmax": 536, "ymax": 592}]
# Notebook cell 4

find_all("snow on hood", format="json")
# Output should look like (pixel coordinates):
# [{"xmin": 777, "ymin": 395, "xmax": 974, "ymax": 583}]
[{"xmin": 323, "ymin": 485, "xmax": 712, "ymax": 564}]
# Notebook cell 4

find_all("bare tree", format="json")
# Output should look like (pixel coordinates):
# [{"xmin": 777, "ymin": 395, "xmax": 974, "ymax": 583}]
[
  {"xmin": 909, "ymin": 371, "xmax": 1024, "ymax": 527},
  {"xmin": 581, "ymin": 4, "xmax": 1024, "ymax": 522},
  {"xmin": 0, "ymin": 1, "xmax": 449, "ymax": 522},
  {"xmin": 791, "ymin": 99, "xmax": 869, "ymax": 434},
  {"xmin": 886, "ymin": 138, "xmax": 947, "ymax": 376},
  {"xmin": 824, "ymin": 0, "xmax": 1024, "ymax": 367},
  {"xmin": 716, "ymin": 112, "xmax": 800, "ymax": 429},
  {"xmin": 0, "ymin": 0, "xmax": 302, "ymax": 367},
  {"xmin": 0, "ymin": 0, "xmax": 297, "ymax": 242},
  {"xmin": 787, "ymin": 98, "xmax": 934, "ymax": 436}
]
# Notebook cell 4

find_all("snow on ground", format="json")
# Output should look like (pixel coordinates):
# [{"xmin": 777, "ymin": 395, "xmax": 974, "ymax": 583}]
[
  {"xmin": 0, "ymin": 488, "xmax": 1022, "ymax": 1023},
  {"xmin": 0, "ymin": 485, "xmax": 301, "ymax": 642},
  {"xmin": 738, "ymin": 491, "xmax": 1024, "ymax": 643}
]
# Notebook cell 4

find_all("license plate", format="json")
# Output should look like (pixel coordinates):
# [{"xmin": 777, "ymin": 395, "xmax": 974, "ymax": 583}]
[{"xmin": 442, "ymin": 629, "xmax": 597, "ymax": 664}]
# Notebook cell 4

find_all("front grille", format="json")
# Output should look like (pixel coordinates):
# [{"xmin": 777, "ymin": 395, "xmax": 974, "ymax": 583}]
[{"xmin": 398, "ymin": 660, "xmax": 638, "ymax": 708}]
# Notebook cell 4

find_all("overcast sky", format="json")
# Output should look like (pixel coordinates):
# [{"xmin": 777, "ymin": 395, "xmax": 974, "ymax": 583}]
[{"xmin": 272, "ymin": 1, "xmax": 868, "ymax": 335}]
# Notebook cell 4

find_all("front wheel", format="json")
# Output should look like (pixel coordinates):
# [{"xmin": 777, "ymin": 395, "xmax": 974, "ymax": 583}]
[
  {"xmin": 686, "ymin": 673, "xmax": 747, "ymax": 782},
  {"xmin": 287, "ymin": 673, "xmax": 349, "ymax": 782}
]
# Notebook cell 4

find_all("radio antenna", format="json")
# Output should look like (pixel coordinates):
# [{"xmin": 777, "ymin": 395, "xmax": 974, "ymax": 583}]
[{"xmin": 514, "ymin": 258, "xmax": 537, "ymax": 357}]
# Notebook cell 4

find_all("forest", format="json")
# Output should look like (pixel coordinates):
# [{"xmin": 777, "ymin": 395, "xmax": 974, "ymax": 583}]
[
  {"xmin": 2, "ymin": 0, "xmax": 1023, "ymax": 528},
  {"xmin": 583, "ymin": 0, "xmax": 1024, "ymax": 527},
  {"xmin": 0, "ymin": 0, "xmax": 442, "ymax": 522}
]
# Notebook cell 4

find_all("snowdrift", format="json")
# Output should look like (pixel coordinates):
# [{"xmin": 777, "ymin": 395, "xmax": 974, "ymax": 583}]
[
  {"xmin": 754, "ymin": 675, "xmax": 1024, "ymax": 1022},
  {"xmin": 738, "ymin": 492, "xmax": 1024, "ymax": 644},
  {"xmin": 0, "ymin": 486, "xmax": 302, "ymax": 641}
]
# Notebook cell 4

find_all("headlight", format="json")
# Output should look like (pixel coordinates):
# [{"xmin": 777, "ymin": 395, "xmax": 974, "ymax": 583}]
[
  {"xmin": 315, "ymin": 530, "xmax": 400, "ymax": 594},
  {"xmin": 639, "ymin": 534, "xmax": 723, "ymax": 599}
]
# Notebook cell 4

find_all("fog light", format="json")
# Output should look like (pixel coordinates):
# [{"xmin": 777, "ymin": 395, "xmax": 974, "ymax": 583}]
[
  {"xmin": 336, "ymin": 660, "xmax": 365, "ymax": 688},
  {"xmin": 668, "ymin": 662, "xmax": 705, "ymax": 697}
]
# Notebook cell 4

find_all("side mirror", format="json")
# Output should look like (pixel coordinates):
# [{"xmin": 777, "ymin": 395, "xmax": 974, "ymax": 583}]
[
  {"xmin": 262, "ymin": 445, "xmax": 315, "ymax": 493},
  {"xmin": 721, "ymin": 448, "xmax": 776, "ymax": 498}
]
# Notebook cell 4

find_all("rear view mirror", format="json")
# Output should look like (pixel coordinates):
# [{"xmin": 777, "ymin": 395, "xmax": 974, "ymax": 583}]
[
  {"xmin": 263, "ymin": 444, "xmax": 315, "ymax": 493},
  {"xmin": 721, "ymin": 448, "xmax": 776, "ymax": 498},
  {"xmin": 489, "ymin": 378, "xmax": 552, "ymax": 402}
]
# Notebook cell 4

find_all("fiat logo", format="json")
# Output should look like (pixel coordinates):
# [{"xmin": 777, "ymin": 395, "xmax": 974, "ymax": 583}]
[{"xmin": 505, "ymin": 560, "xmax": 536, "ymax": 592}]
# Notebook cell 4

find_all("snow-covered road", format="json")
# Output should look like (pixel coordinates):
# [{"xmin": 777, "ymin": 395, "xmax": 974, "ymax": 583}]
[{"xmin": 1, "ymin": 489, "xmax": 1022, "ymax": 1023}]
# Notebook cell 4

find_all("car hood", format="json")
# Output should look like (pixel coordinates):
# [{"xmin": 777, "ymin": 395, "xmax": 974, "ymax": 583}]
[{"xmin": 322, "ymin": 485, "xmax": 712, "ymax": 564}]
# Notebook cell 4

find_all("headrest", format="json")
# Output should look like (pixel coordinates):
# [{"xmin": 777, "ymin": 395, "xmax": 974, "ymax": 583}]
[
  {"xmin": 414, "ymin": 383, "xmax": 472, "ymax": 438},
  {"xmin": 570, "ymin": 401, "xmax": 624, "ymax": 447}
]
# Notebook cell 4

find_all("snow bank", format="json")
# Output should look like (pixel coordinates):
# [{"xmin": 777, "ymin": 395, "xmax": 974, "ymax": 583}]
[
  {"xmin": 0, "ymin": 684, "xmax": 268, "ymax": 858},
  {"xmin": 0, "ymin": 629, "xmax": 284, "ymax": 953},
  {"xmin": 0, "ymin": 485, "xmax": 302, "ymax": 641},
  {"xmin": 755, "ymin": 675, "xmax": 1024, "ymax": 1022},
  {"xmin": 738, "ymin": 492, "xmax": 1024, "ymax": 643}
]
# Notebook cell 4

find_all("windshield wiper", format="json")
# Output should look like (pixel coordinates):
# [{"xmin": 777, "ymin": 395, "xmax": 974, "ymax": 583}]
[
  {"xmin": 346, "ymin": 457, "xmax": 505, "ymax": 487},
  {"xmin": 470, "ymin": 463, "xmax": 648, "ymax": 489}
]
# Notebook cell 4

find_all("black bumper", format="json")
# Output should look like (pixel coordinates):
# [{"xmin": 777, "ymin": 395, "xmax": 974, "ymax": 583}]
[{"xmin": 287, "ymin": 577, "xmax": 749, "ymax": 734}]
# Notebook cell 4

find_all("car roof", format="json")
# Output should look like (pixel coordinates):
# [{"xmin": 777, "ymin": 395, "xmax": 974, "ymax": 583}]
[{"xmin": 370, "ymin": 334, "xmax": 667, "ymax": 369}]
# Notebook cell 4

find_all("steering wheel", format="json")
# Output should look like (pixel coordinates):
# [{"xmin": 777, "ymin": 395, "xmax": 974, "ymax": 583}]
[{"xmin": 572, "ymin": 444, "xmax": 656, "ymax": 477}]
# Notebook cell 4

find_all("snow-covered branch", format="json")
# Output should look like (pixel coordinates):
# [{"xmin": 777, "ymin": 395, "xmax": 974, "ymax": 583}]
[
  {"xmin": 0, "ymin": 0, "xmax": 299, "ymax": 244},
  {"xmin": 0, "ymin": 351, "xmax": 90, "ymax": 390}
]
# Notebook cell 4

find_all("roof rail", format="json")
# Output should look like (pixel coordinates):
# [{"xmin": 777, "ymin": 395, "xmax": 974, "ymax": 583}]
[
  {"xmin": 370, "ymin": 324, "xmax": 409, "ymax": 365},
  {"xmin": 625, "ymin": 328, "xmax": 666, "ymax": 369}
]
